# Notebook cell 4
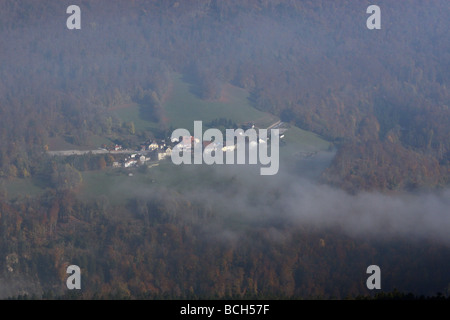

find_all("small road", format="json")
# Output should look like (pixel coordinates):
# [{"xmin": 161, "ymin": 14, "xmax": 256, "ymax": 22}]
[
  {"xmin": 266, "ymin": 120, "xmax": 288, "ymax": 135},
  {"xmin": 47, "ymin": 149, "xmax": 141, "ymax": 156},
  {"xmin": 266, "ymin": 120, "xmax": 282, "ymax": 130},
  {"xmin": 48, "ymin": 121, "xmax": 286, "ymax": 157}
]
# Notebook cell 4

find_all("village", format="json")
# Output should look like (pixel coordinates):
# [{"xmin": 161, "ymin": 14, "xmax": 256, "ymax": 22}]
[
  {"xmin": 110, "ymin": 121, "xmax": 288, "ymax": 169},
  {"xmin": 107, "ymin": 138, "xmax": 173, "ymax": 169},
  {"xmin": 47, "ymin": 121, "xmax": 288, "ymax": 171}
]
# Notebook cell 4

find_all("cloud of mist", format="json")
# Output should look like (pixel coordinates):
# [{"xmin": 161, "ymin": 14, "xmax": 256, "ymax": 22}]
[
  {"xmin": 283, "ymin": 181, "xmax": 450, "ymax": 243},
  {"xmin": 125, "ymin": 159, "xmax": 450, "ymax": 246}
]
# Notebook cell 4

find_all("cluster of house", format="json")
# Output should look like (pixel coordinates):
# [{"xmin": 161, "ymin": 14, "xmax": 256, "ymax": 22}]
[
  {"xmin": 113, "ymin": 134, "xmax": 240, "ymax": 170},
  {"xmin": 112, "ymin": 153, "xmax": 148, "ymax": 169},
  {"xmin": 102, "ymin": 144, "xmax": 124, "ymax": 151},
  {"xmin": 111, "ymin": 140, "xmax": 173, "ymax": 169},
  {"xmin": 174, "ymin": 136, "xmax": 236, "ymax": 154},
  {"xmin": 144, "ymin": 140, "xmax": 172, "ymax": 161},
  {"xmin": 108, "ymin": 122, "xmax": 282, "ymax": 170}
]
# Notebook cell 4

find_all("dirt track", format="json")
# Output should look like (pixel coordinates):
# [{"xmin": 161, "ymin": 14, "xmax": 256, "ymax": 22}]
[{"xmin": 47, "ymin": 149, "xmax": 137, "ymax": 156}]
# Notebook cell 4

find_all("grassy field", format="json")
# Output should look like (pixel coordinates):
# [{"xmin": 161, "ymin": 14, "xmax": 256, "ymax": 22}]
[
  {"xmin": 78, "ymin": 161, "xmax": 236, "ymax": 203},
  {"xmin": 113, "ymin": 103, "xmax": 159, "ymax": 133},
  {"xmin": 113, "ymin": 73, "xmax": 278, "ymax": 133},
  {"xmin": 112, "ymin": 72, "xmax": 331, "ymax": 160},
  {"xmin": 163, "ymin": 74, "xmax": 278, "ymax": 131},
  {"xmin": 280, "ymin": 126, "xmax": 331, "ymax": 156},
  {"xmin": 6, "ymin": 73, "xmax": 332, "ymax": 202},
  {"xmin": 78, "ymin": 169, "xmax": 139, "ymax": 204},
  {"xmin": 1, "ymin": 178, "xmax": 46, "ymax": 200},
  {"xmin": 47, "ymin": 135, "xmax": 114, "ymax": 151}
]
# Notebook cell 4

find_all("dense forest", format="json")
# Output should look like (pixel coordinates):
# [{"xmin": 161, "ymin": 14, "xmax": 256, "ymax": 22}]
[
  {"xmin": 2, "ymin": 188, "xmax": 450, "ymax": 299},
  {"xmin": 0, "ymin": 0, "xmax": 448, "ymax": 192},
  {"xmin": 0, "ymin": 0, "xmax": 449, "ymax": 299}
]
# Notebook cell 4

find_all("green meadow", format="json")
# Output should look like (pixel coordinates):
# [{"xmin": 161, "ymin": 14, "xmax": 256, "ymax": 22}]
[
  {"xmin": 1, "ymin": 177, "xmax": 46, "ymax": 199},
  {"xmin": 114, "ymin": 73, "xmax": 278, "ymax": 132},
  {"xmin": 163, "ymin": 74, "xmax": 278, "ymax": 130},
  {"xmin": 5, "ymin": 73, "xmax": 332, "ymax": 202}
]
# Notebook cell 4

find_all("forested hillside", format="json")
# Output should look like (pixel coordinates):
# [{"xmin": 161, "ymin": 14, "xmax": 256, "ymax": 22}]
[
  {"xmin": 0, "ymin": 0, "xmax": 448, "ymax": 192},
  {"xmin": 0, "ymin": 0, "xmax": 449, "ymax": 299},
  {"xmin": 2, "ymin": 187, "xmax": 450, "ymax": 299}
]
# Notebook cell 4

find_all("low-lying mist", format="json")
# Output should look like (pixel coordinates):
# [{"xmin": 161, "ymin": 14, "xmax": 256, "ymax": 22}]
[{"xmin": 116, "ymin": 153, "xmax": 450, "ymax": 246}]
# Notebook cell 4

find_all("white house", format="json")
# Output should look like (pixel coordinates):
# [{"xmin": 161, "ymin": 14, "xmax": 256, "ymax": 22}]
[
  {"xmin": 124, "ymin": 160, "xmax": 137, "ymax": 168},
  {"xmin": 148, "ymin": 142, "xmax": 159, "ymax": 151},
  {"xmin": 158, "ymin": 147, "xmax": 172, "ymax": 161},
  {"xmin": 222, "ymin": 145, "xmax": 236, "ymax": 152}
]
